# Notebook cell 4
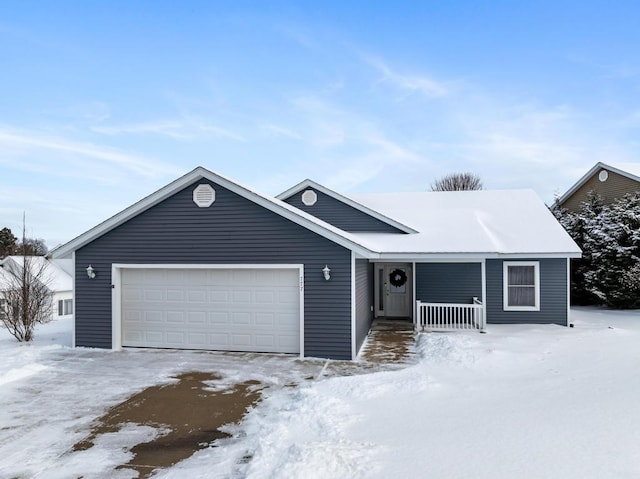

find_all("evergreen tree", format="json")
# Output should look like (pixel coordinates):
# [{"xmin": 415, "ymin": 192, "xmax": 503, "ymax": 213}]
[
  {"xmin": 553, "ymin": 191, "xmax": 640, "ymax": 308},
  {"xmin": 0, "ymin": 227, "xmax": 18, "ymax": 259}
]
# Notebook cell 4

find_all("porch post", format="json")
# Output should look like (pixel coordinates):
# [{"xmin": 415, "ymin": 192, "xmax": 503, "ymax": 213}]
[
  {"xmin": 481, "ymin": 259, "xmax": 487, "ymax": 333},
  {"xmin": 412, "ymin": 261, "xmax": 416, "ymax": 324}
]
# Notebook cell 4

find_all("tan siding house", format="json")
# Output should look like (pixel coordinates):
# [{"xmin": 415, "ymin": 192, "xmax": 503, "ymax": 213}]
[{"xmin": 557, "ymin": 162, "xmax": 640, "ymax": 212}]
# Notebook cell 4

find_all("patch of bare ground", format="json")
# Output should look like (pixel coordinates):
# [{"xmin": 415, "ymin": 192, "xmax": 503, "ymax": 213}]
[
  {"xmin": 73, "ymin": 372, "xmax": 263, "ymax": 478},
  {"xmin": 358, "ymin": 319, "xmax": 417, "ymax": 364}
]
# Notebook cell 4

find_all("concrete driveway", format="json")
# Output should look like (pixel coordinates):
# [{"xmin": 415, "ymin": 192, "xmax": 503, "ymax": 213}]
[{"xmin": 1, "ymin": 320, "xmax": 416, "ymax": 478}]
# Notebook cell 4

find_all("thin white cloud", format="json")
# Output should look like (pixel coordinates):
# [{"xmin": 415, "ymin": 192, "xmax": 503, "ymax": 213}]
[
  {"xmin": 197, "ymin": 124, "xmax": 246, "ymax": 142},
  {"xmin": 91, "ymin": 121, "xmax": 191, "ymax": 139},
  {"xmin": 92, "ymin": 117, "xmax": 246, "ymax": 142},
  {"xmin": 365, "ymin": 56, "xmax": 448, "ymax": 98},
  {"xmin": 259, "ymin": 124, "xmax": 303, "ymax": 140},
  {"xmin": 0, "ymin": 127, "xmax": 180, "ymax": 178}
]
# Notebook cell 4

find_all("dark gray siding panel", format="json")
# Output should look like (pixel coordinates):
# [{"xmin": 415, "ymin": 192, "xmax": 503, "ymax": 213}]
[
  {"xmin": 415, "ymin": 263, "xmax": 482, "ymax": 304},
  {"xmin": 75, "ymin": 178, "xmax": 353, "ymax": 360},
  {"xmin": 283, "ymin": 188, "xmax": 405, "ymax": 233},
  {"xmin": 486, "ymin": 258, "xmax": 567, "ymax": 325},
  {"xmin": 355, "ymin": 259, "xmax": 374, "ymax": 353}
]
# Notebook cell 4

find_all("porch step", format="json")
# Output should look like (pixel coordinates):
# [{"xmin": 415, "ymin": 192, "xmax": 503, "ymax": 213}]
[{"xmin": 370, "ymin": 319, "xmax": 414, "ymax": 332}]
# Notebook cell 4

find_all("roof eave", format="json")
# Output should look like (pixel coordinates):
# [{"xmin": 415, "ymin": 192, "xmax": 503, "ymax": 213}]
[
  {"xmin": 557, "ymin": 162, "xmax": 640, "ymax": 206},
  {"xmin": 50, "ymin": 167, "xmax": 378, "ymax": 260},
  {"xmin": 276, "ymin": 179, "xmax": 419, "ymax": 234},
  {"xmin": 372, "ymin": 251, "xmax": 582, "ymax": 261}
]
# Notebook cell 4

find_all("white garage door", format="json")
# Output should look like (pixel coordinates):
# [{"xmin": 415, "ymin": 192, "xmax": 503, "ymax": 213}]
[{"xmin": 121, "ymin": 267, "xmax": 301, "ymax": 353}]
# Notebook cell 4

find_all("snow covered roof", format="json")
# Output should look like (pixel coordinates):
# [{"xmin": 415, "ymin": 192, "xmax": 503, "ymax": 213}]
[
  {"xmin": 49, "ymin": 166, "xmax": 580, "ymax": 261},
  {"xmin": 347, "ymin": 189, "xmax": 581, "ymax": 258},
  {"xmin": 0, "ymin": 256, "xmax": 72, "ymax": 292}
]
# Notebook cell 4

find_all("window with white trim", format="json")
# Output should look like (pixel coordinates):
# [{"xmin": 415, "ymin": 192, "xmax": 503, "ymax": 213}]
[
  {"xmin": 58, "ymin": 299, "xmax": 73, "ymax": 316},
  {"xmin": 503, "ymin": 261, "xmax": 540, "ymax": 311}
]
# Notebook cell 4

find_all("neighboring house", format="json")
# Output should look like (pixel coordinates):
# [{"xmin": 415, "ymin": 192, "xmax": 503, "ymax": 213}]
[
  {"xmin": 556, "ymin": 162, "xmax": 640, "ymax": 213},
  {"xmin": 0, "ymin": 267, "xmax": 10, "ymax": 321},
  {"xmin": 50, "ymin": 167, "xmax": 580, "ymax": 360},
  {"xmin": 0, "ymin": 256, "xmax": 73, "ymax": 321}
]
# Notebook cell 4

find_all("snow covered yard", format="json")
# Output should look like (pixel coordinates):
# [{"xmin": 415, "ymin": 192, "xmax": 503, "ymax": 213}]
[
  {"xmin": 2, "ymin": 308, "xmax": 640, "ymax": 478},
  {"xmin": 165, "ymin": 307, "xmax": 640, "ymax": 479}
]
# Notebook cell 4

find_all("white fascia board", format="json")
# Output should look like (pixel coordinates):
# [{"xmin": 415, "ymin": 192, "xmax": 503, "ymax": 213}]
[
  {"xmin": 600, "ymin": 163, "xmax": 640, "ymax": 183},
  {"xmin": 112, "ymin": 263, "xmax": 305, "ymax": 269},
  {"xmin": 374, "ymin": 252, "xmax": 581, "ymax": 261},
  {"xmin": 556, "ymin": 162, "xmax": 603, "ymax": 206},
  {"xmin": 276, "ymin": 179, "xmax": 419, "ymax": 234},
  {"xmin": 557, "ymin": 162, "xmax": 640, "ymax": 206},
  {"xmin": 51, "ymin": 167, "xmax": 376, "ymax": 260},
  {"xmin": 496, "ymin": 252, "xmax": 582, "ymax": 259}
]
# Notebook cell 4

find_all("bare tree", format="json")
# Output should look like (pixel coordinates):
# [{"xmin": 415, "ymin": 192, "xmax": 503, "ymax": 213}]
[
  {"xmin": 16, "ymin": 237, "xmax": 48, "ymax": 256},
  {"xmin": 0, "ymin": 219, "xmax": 52, "ymax": 342},
  {"xmin": 430, "ymin": 172, "xmax": 484, "ymax": 191}
]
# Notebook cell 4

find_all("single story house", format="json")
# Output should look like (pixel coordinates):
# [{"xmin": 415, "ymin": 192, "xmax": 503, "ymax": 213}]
[
  {"xmin": 0, "ymin": 255, "xmax": 73, "ymax": 321},
  {"xmin": 556, "ymin": 161, "xmax": 640, "ymax": 213},
  {"xmin": 50, "ymin": 167, "xmax": 581, "ymax": 360}
]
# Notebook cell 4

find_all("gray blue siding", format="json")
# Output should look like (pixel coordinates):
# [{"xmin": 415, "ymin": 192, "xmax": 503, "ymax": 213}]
[
  {"xmin": 355, "ymin": 259, "xmax": 374, "ymax": 353},
  {"xmin": 283, "ymin": 188, "xmax": 405, "ymax": 233},
  {"xmin": 486, "ymin": 258, "xmax": 567, "ymax": 325},
  {"xmin": 415, "ymin": 263, "xmax": 482, "ymax": 304},
  {"xmin": 75, "ymin": 178, "xmax": 353, "ymax": 360}
]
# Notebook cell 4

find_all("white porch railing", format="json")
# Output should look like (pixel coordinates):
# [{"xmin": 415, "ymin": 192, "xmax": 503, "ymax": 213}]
[{"xmin": 415, "ymin": 297, "xmax": 485, "ymax": 332}]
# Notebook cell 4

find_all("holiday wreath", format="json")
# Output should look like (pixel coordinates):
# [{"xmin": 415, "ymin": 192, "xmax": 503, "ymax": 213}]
[{"xmin": 389, "ymin": 268, "xmax": 407, "ymax": 287}]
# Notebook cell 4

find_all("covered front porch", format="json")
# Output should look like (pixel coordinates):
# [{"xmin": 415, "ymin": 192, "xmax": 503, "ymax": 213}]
[{"xmin": 372, "ymin": 261, "xmax": 486, "ymax": 332}]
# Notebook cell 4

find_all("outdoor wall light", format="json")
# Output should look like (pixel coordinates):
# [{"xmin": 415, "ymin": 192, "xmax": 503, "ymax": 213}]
[
  {"xmin": 322, "ymin": 265, "xmax": 331, "ymax": 281},
  {"xmin": 86, "ymin": 265, "xmax": 96, "ymax": 279}
]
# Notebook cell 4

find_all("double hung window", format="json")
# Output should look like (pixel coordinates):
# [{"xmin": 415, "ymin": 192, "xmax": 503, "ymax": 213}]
[{"xmin": 503, "ymin": 262, "xmax": 540, "ymax": 311}]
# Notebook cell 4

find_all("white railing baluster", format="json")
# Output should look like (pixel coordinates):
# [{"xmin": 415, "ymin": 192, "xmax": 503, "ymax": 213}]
[{"xmin": 415, "ymin": 300, "xmax": 484, "ymax": 332}]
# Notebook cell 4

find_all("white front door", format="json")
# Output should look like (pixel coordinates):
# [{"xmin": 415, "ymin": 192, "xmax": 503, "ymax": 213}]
[{"xmin": 375, "ymin": 263, "xmax": 412, "ymax": 318}]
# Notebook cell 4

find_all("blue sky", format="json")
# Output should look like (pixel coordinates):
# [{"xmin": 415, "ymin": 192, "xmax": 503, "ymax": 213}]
[{"xmin": 2, "ymin": 1, "xmax": 639, "ymax": 247}]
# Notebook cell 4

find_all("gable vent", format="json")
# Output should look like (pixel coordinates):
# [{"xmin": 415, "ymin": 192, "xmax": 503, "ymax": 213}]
[
  {"xmin": 301, "ymin": 189, "xmax": 317, "ymax": 206},
  {"xmin": 193, "ymin": 184, "xmax": 216, "ymax": 207},
  {"xmin": 598, "ymin": 170, "xmax": 609, "ymax": 182}
]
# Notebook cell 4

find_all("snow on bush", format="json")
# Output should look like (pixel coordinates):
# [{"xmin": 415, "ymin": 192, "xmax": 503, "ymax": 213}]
[{"xmin": 554, "ymin": 191, "xmax": 640, "ymax": 308}]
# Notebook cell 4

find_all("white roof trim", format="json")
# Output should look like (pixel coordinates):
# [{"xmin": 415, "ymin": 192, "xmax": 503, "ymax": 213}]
[
  {"xmin": 373, "ymin": 252, "xmax": 582, "ymax": 261},
  {"xmin": 557, "ymin": 162, "xmax": 640, "ymax": 206},
  {"xmin": 50, "ymin": 167, "xmax": 377, "ymax": 259},
  {"xmin": 276, "ymin": 179, "xmax": 418, "ymax": 234}
]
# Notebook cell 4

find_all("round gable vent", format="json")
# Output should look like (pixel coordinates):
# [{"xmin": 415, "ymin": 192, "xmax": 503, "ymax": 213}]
[
  {"xmin": 598, "ymin": 170, "xmax": 609, "ymax": 182},
  {"xmin": 301, "ymin": 189, "xmax": 317, "ymax": 206},
  {"xmin": 193, "ymin": 184, "xmax": 215, "ymax": 207}
]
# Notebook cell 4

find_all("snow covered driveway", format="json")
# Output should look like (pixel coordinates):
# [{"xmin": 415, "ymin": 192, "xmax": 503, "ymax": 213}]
[
  {"xmin": 0, "ymin": 319, "xmax": 332, "ymax": 478},
  {"xmin": 2, "ymin": 308, "xmax": 640, "ymax": 478}
]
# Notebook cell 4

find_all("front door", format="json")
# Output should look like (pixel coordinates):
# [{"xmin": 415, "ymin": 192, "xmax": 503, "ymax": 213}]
[{"xmin": 375, "ymin": 263, "xmax": 412, "ymax": 318}]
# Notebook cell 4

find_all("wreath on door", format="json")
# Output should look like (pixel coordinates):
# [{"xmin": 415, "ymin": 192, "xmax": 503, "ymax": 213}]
[{"xmin": 389, "ymin": 268, "xmax": 408, "ymax": 287}]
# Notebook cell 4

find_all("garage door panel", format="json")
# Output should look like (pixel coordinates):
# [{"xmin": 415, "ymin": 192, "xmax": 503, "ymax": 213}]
[
  {"xmin": 144, "ymin": 311, "xmax": 163, "ymax": 322},
  {"xmin": 187, "ymin": 311, "xmax": 206, "ymax": 323},
  {"xmin": 255, "ymin": 291, "xmax": 275, "ymax": 304},
  {"xmin": 255, "ymin": 312, "xmax": 275, "ymax": 326},
  {"xmin": 232, "ymin": 312, "xmax": 251, "ymax": 325},
  {"xmin": 210, "ymin": 311, "xmax": 229, "ymax": 324},
  {"xmin": 210, "ymin": 291, "xmax": 228, "ymax": 302},
  {"xmin": 166, "ymin": 332, "xmax": 186, "ymax": 344},
  {"xmin": 121, "ymin": 267, "xmax": 300, "ymax": 353},
  {"xmin": 166, "ymin": 289, "xmax": 185, "ymax": 301}
]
